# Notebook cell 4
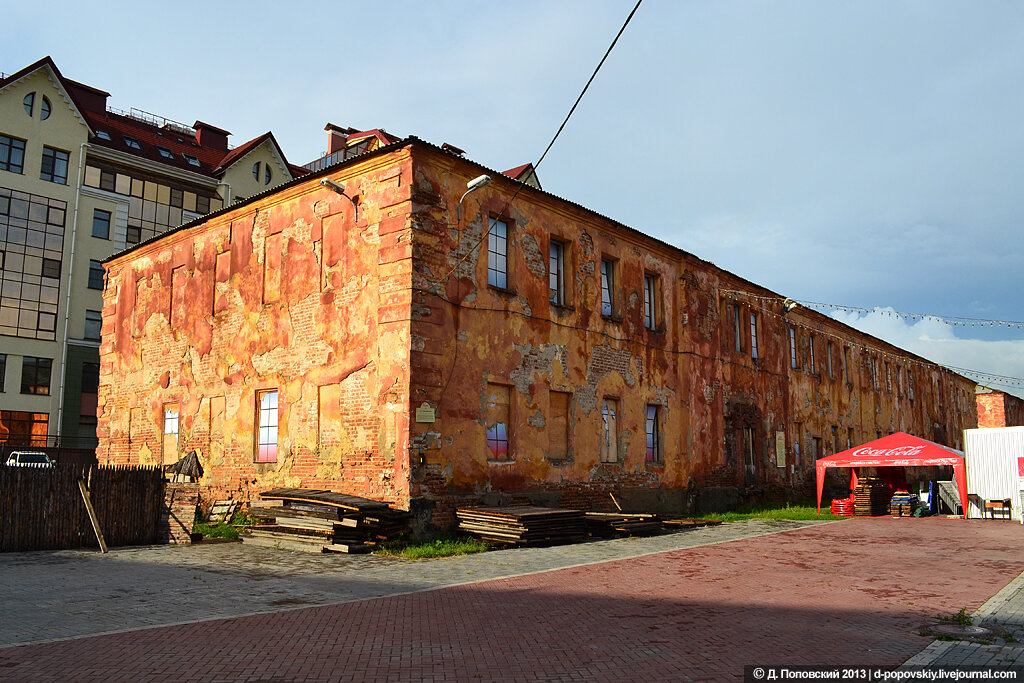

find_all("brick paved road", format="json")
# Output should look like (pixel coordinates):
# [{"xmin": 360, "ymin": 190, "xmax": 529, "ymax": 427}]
[{"xmin": 1, "ymin": 518, "xmax": 1022, "ymax": 682}]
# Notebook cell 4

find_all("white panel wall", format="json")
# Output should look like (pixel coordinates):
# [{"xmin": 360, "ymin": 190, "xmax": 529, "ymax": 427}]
[{"xmin": 964, "ymin": 426, "xmax": 1024, "ymax": 521}]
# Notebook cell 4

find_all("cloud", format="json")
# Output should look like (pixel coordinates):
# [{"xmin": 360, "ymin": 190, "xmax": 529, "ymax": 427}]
[{"xmin": 830, "ymin": 308, "xmax": 1024, "ymax": 399}]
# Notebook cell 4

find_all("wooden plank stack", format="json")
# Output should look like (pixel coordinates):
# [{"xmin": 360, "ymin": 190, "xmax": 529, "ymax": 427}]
[
  {"xmin": 584, "ymin": 512, "xmax": 662, "ymax": 537},
  {"xmin": 662, "ymin": 518, "xmax": 723, "ymax": 529},
  {"xmin": 456, "ymin": 505, "xmax": 586, "ymax": 546},
  {"xmin": 244, "ymin": 488, "xmax": 409, "ymax": 554},
  {"xmin": 854, "ymin": 477, "xmax": 891, "ymax": 516},
  {"xmin": 889, "ymin": 490, "xmax": 920, "ymax": 517}
]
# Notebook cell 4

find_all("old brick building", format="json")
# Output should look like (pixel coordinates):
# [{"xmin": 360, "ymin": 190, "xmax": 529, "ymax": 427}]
[
  {"xmin": 97, "ymin": 135, "xmax": 977, "ymax": 527},
  {"xmin": 975, "ymin": 388, "xmax": 1024, "ymax": 428}
]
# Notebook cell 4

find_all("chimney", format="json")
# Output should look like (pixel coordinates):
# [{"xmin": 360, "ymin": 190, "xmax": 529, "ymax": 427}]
[
  {"xmin": 193, "ymin": 121, "xmax": 231, "ymax": 151},
  {"xmin": 325, "ymin": 123, "xmax": 352, "ymax": 155}
]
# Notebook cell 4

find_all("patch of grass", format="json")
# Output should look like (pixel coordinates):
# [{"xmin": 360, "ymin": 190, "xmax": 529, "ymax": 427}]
[
  {"xmin": 698, "ymin": 501, "xmax": 844, "ymax": 522},
  {"xmin": 373, "ymin": 536, "xmax": 490, "ymax": 559},
  {"xmin": 192, "ymin": 507, "xmax": 255, "ymax": 541},
  {"xmin": 193, "ymin": 521, "xmax": 241, "ymax": 540}
]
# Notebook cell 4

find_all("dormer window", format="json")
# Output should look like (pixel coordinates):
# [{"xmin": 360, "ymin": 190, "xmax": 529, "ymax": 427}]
[
  {"xmin": 183, "ymin": 154, "xmax": 200, "ymax": 167},
  {"xmin": 95, "ymin": 130, "xmax": 111, "ymax": 141},
  {"xmin": 156, "ymin": 146, "xmax": 174, "ymax": 160},
  {"xmin": 123, "ymin": 135, "xmax": 142, "ymax": 150}
]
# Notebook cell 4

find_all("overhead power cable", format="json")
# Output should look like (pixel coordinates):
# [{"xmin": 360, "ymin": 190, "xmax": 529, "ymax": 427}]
[{"xmin": 428, "ymin": 0, "xmax": 644, "ymax": 291}]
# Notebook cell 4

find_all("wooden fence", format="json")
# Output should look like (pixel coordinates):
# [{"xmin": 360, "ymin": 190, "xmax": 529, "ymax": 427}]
[{"xmin": 0, "ymin": 464, "xmax": 164, "ymax": 552}]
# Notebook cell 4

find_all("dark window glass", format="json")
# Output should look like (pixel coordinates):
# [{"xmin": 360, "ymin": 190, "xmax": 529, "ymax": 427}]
[
  {"xmin": 252, "ymin": 162, "xmax": 260, "ymax": 181},
  {"xmin": 0, "ymin": 354, "xmax": 5, "ymax": 392},
  {"xmin": 183, "ymin": 154, "xmax": 200, "ymax": 167},
  {"xmin": 265, "ymin": 165, "xmax": 271, "ymax": 185},
  {"xmin": 127, "ymin": 225, "xmax": 141, "ymax": 245},
  {"xmin": 99, "ymin": 170, "xmax": 116, "ymax": 192},
  {"xmin": 88, "ymin": 260, "xmax": 105, "ymax": 289},
  {"xmin": 23, "ymin": 93, "xmax": 35, "ymax": 116},
  {"xmin": 40, "ymin": 147, "xmax": 69, "ymax": 184},
  {"xmin": 156, "ymin": 146, "xmax": 174, "ymax": 159},
  {"xmin": 21, "ymin": 357, "xmax": 52, "ymax": 395},
  {"xmin": 123, "ymin": 136, "xmax": 142, "ymax": 150},
  {"xmin": 81, "ymin": 362, "xmax": 100, "ymax": 394},
  {"xmin": 95, "ymin": 130, "xmax": 111, "ymax": 141},
  {"xmin": 40, "ymin": 97, "xmax": 51, "ymax": 121},
  {"xmin": 196, "ymin": 195, "xmax": 210, "ymax": 214},
  {"xmin": 92, "ymin": 209, "xmax": 111, "ymax": 239},
  {"xmin": 0, "ymin": 135, "xmax": 26, "ymax": 173},
  {"xmin": 84, "ymin": 310, "xmax": 102, "ymax": 340},
  {"xmin": 41, "ymin": 258, "xmax": 61, "ymax": 279}
]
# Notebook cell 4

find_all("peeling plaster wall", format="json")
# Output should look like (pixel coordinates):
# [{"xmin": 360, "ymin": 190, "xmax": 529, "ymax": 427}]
[
  {"xmin": 96, "ymin": 141, "xmax": 977, "ymax": 525},
  {"xmin": 404, "ymin": 146, "xmax": 976, "ymax": 523},
  {"xmin": 97, "ymin": 151, "xmax": 416, "ymax": 507}
]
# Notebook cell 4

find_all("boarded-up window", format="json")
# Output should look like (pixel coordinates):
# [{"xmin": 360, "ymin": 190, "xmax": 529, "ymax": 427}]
[
  {"xmin": 170, "ymin": 266, "xmax": 187, "ymax": 328},
  {"xmin": 549, "ymin": 390, "xmax": 570, "ymax": 460},
  {"xmin": 263, "ymin": 233, "xmax": 281, "ymax": 303},
  {"xmin": 600, "ymin": 398, "xmax": 618, "ymax": 463},
  {"xmin": 214, "ymin": 251, "xmax": 231, "ymax": 314},
  {"xmin": 485, "ymin": 383, "xmax": 510, "ymax": 460},
  {"xmin": 318, "ymin": 383, "xmax": 340, "ymax": 449},
  {"xmin": 162, "ymin": 403, "xmax": 179, "ymax": 465}
]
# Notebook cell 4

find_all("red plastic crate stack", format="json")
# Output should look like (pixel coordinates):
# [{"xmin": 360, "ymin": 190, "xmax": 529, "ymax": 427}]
[{"xmin": 830, "ymin": 498, "xmax": 855, "ymax": 516}]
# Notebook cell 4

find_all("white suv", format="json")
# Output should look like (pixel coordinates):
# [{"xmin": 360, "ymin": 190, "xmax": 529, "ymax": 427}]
[{"xmin": 4, "ymin": 451, "xmax": 55, "ymax": 468}]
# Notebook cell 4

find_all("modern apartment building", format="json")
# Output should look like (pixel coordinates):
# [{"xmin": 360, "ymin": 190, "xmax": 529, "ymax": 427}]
[{"xmin": 0, "ymin": 56, "xmax": 301, "ymax": 450}]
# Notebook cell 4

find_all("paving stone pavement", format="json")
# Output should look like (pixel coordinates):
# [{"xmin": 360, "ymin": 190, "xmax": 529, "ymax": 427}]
[
  {"xmin": 1, "ymin": 517, "xmax": 1022, "ymax": 682},
  {"xmin": 0, "ymin": 518, "xmax": 820, "ymax": 647}
]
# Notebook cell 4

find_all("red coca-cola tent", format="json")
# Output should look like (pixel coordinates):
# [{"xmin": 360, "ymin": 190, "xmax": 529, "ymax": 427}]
[{"xmin": 815, "ymin": 432, "xmax": 967, "ymax": 518}]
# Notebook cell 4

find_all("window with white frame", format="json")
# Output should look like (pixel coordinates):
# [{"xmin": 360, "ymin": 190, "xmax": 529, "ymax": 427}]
[
  {"xmin": 487, "ymin": 218, "xmax": 508, "ymax": 289},
  {"xmin": 600, "ymin": 259, "xmax": 615, "ymax": 316},
  {"xmin": 644, "ymin": 274, "xmax": 658, "ymax": 330},
  {"xmin": 749, "ymin": 313, "xmax": 759, "ymax": 359},
  {"xmin": 256, "ymin": 390, "xmax": 279, "ymax": 462},
  {"xmin": 549, "ymin": 240, "xmax": 565, "ymax": 305}
]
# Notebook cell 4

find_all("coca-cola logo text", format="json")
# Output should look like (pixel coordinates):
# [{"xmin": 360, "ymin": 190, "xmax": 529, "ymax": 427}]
[{"xmin": 850, "ymin": 445, "xmax": 925, "ymax": 458}]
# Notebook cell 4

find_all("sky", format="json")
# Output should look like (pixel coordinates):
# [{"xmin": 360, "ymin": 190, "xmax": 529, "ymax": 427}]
[{"xmin": 5, "ymin": 0, "xmax": 1024, "ymax": 396}]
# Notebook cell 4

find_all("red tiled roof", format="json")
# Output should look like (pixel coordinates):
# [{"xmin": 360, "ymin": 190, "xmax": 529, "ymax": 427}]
[
  {"xmin": 346, "ymin": 128, "xmax": 401, "ymax": 146},
  {"xmin": 502, "ymin": 163, "xmax": 534, "ymax": 181},
  {"xmin": 5, "ymin": 56, "xmax": 294, "ymax": 181}
]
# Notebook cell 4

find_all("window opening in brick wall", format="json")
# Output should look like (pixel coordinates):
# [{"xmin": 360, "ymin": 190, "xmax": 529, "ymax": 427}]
[
  {"xmin": 0, "ymin": 353, "xmax": 4, "ymax": 391},
  {"xmin": 809, "ymin": 335, "xmax": 816, "ymax": 373},
  {"xmin": 827, "ymin": 341, "xmax": 834, "ymax": 379},
  {"xmin": 645, "ymin": 404, "xmax": 660, "ymax": 463},
  {"xmin": 549, "ymin": 240, "xmax": 565, "ymax": 305},
  {"xmin": 789, "ymin": 328, "xmax": 798, "ymax": 369},
  {"xmin": 843, "ymin": 347, "xmax": 850, "ymax": 383},
  {"xmin": 256, "ymin": 390, "xmax": 279, "ymax": 462},
  {"xmin": 485, "ymin": 383, "xmax": 510, "ymax": 460},
  {"xmin": 163, "ymin": 403, "xmax": 179, "ymax": 465},
  {"xmin": 600, "ymin": 259, "xmax": 615, "ymax": 316},
  {"xmin": 644, "ymin": 274, "xmax": 659, "ymax": 330},
  {"xmin": 743, "ymin": 426, "xmax": 756, "ymax": 485},
  {"xmin": 549, "ymin": 390, "xmax": 570, "ymax": 460},
  {"xmin": 749, "ymin": 313, "xmax": 759, "ymax": 359},
  {"xmin": 732, "ymin": 304, "xmax": 743, "ymax": 352},
  {"xmin": 600, "ymin": 397, "xmax": 618, "ymax": 463},
  {"xmin": 487, "ymin": 218, "xmax": 508, "ymax": 289}
]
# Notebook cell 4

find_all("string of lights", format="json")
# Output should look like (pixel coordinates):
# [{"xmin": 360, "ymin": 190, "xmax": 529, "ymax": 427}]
[{"xmin": 718, "ymin": 289, "xmax": 1024, "ymax": 389}]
